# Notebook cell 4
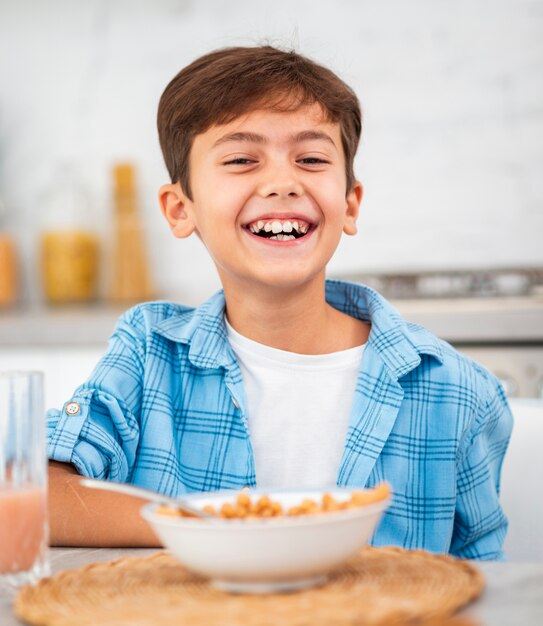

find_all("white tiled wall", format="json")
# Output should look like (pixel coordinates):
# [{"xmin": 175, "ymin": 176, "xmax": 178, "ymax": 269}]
[{"xmin": 1, "ymin": 0, "xmax": 542, "ymax": 306}]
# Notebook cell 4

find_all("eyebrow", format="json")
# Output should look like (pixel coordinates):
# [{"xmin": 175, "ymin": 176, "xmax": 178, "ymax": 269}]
[
  {"xmin": 213, "ymin": 132, "xmax": 265, "ymax": 147},
  {"xmin": 212, "ymin": 130, "xmax": 336, "ymax": 148},
  {"xmin": 293, "ymin": 130, "xmax": 336, "ymax": 146}
]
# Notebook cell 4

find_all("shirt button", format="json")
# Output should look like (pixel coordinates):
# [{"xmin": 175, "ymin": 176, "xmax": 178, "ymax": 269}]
[
  {"xmin": 65, "ymin": 401, "xmax": 81, "ymax": 416},
  {"xmin": 231, "ymin": 397, "xmax": 239, "ymax": 409}
]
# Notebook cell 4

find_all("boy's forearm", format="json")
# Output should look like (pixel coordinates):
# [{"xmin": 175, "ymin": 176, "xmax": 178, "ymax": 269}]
[{"xmin": 48, "ymin": 461, "xmax": 161, "ymax": 548}]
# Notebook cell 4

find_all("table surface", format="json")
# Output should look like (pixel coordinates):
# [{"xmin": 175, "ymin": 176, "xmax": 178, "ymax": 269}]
[{"xmin": 2, "ymin": 548, "xmax": 543, "ymax": 625}]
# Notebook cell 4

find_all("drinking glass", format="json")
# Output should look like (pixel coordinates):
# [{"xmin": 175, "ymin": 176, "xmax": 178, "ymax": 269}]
[{"xmin": 0, "ymin": 371, "xmax": 49, "ymax": 595}]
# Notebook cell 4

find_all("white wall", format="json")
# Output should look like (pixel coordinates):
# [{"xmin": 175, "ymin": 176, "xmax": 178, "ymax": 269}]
[
  {"xmin": 0, "ymin": 347, "xmax": 104, "ymax": 410},
  {"xmin": 1, "ymin": 0, "xmax": 542, "ymax": 306}
]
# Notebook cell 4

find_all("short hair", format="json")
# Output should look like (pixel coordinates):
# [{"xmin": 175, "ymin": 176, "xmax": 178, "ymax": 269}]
[{"xmin": 157, "ymin": 46, "xmax": 362, "ymax": 199}]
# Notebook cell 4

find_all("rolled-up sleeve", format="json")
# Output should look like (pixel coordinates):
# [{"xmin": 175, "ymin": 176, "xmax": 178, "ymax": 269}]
[
  {"xmin": 47, "ymin": 310, "xmax": 145, "ymax": 482},
  {"xmin": 451, "ymin": 371, "xmax": 513, "ymax": 560}
]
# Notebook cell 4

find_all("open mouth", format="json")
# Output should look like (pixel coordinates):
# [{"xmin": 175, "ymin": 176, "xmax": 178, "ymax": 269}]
[{"xmin": 244, "ymin": 219, "xmax": 313, "ymax": 241}]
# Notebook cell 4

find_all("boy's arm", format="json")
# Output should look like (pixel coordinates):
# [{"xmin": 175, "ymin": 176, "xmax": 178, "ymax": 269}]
[
  {"xmin": 47, "ymin": 306, "xmax": 150, "ymax": 547},
  {"xmin": 450, "ymin": 374, "xmax": 513, "ymax": 560},
  {"xmin": 48, "ymin": 461, "xmax": 161, "ymax": 547}
]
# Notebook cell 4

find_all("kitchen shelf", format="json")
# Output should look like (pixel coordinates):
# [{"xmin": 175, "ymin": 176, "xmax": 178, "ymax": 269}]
[
  {"xmin": 0, "ymin": 304, "xmax": 125, "ymax": 347},
  {"xmin": 1, "ymin": 295, "xmax": 543, "ymax": 347},
  {"xmin": 395, "ymin": 296, "xmax": 543, "ymax": 344}
]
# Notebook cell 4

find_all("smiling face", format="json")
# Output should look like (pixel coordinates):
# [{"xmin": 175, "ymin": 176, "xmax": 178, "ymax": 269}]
[{"xmin": 160, "ymin": 103, "xmax": 363, "ymax": 295}]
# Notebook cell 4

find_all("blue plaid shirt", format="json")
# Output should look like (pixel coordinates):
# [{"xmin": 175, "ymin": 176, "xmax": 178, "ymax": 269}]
[{"xmin": 47, "ymin": 280, "xmax": 512, "ymax": 559}]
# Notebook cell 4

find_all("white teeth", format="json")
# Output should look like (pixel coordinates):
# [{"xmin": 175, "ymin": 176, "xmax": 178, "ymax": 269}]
[
  {"xmin": 247, "ymin": 218, "xmax": 310, "ymax": 236},
  {"xmin": 269, "ymin": 234, "xmax": 296, "ymax": 241}
]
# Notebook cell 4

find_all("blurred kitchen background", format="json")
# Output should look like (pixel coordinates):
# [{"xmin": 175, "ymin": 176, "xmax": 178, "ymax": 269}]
[{"xmin": 1, "ymin": 0, "xmax": 543, "ymax": 407}]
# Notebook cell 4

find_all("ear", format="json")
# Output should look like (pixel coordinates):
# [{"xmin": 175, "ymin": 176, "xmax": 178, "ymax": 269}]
[
  {"xmin": 159, "ymin": 183, "xmax": 197, "ymax": 239},
  {"xmin": 343, "ymin": 181, "xmax": 363, "ymax": 236}
]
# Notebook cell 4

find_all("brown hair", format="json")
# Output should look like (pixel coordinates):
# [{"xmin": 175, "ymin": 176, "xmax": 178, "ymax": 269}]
[{"xmin": 157, "ymin": 45, "xmax": 362, "ymax": 200}]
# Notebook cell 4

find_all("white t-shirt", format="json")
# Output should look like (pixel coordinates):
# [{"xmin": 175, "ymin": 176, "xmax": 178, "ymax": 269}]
[{"xmin": 225, "ymin": 319, "xmax": 366, "ymax": 489}]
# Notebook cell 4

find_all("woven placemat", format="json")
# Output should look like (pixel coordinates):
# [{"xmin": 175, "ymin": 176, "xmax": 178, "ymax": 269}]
[{"xmin": 15, "ymin": 547, "xmax": 484, "ymax": 626}]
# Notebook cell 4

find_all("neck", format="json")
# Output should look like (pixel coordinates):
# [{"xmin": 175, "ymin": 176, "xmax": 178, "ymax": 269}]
[{"xmin": 222, "ymin": 277, "xmax": 370, "ymax": 354}]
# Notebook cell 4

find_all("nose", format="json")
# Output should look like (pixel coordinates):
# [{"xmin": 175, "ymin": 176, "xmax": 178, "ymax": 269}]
[{"xmin": 257, "ymin": 163, "xmax": 303, "ymax": 199}]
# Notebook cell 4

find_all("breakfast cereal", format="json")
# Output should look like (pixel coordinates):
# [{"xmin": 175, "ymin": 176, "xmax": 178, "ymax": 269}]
[{"xmin": 156, "ymin": 483, "xmax": 390, "ymax": 520}]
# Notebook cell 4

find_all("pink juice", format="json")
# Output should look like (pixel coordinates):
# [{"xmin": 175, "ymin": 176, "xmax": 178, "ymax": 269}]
[{"xmin": 0, "ymin": 486, "xmax": 46, "ymax": 574}]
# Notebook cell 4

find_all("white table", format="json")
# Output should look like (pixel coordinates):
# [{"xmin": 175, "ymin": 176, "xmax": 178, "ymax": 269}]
[{"xmin": 2, "ymin": 548, "xmax": 543, "ymax": 625}]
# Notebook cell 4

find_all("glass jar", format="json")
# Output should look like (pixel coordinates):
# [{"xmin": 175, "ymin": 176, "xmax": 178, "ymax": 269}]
[
  {"xmin": 39, "ymin": 164, "xmax": 100, "ymax": 304},
  {"xmin": 0, "ymin": 194, "xmax": 18, "ymax": 309}
]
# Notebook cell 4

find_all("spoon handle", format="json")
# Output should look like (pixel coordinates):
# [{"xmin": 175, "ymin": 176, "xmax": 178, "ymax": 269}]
[{"xmin": 80, "ymin": 478, "xmax": 211, "ymax": 518}]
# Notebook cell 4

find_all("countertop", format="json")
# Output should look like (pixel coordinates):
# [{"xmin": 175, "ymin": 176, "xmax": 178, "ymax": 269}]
[
  {"xmin": 2, "ymin": 548, "xmax": 543, "ymax": 625},
  {"xmin": 2, "ymin": 295, "xmax": 543, "ymax": 346}
]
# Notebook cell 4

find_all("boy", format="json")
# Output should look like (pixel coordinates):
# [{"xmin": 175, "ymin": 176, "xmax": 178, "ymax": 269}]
[{"xmin": 48, "ymin": 46, "xmax": 513, "ymax": 558}]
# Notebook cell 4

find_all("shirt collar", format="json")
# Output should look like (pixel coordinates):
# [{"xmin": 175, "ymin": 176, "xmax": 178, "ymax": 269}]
[
  {"xmin": 152, "ymin": 280, "xmax": 444, "ymax": 377},
  {"xmin": 152, "ymin": 290, "xmax": 235, "ymax": 370},
  {"xmin": 325, "ymin": 280, "xmax": 444, "ymax": 378}
]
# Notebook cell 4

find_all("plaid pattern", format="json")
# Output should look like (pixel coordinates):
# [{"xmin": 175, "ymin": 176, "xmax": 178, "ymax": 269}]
[{"xmin": 47, "ymin": 280, "xmax": 512, "ymax": 559}]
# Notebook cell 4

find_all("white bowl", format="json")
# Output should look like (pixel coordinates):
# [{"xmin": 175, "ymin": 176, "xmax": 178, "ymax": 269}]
[{"xmin": 141, "ymin": 487, "xmax": 390, "ymax": 593}]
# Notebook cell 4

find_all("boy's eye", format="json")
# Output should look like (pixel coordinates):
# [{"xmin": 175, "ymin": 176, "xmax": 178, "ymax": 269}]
[
  {"xmin": 298, "ymin": 157, "xmax": 329, "ymax": 165},
  {"xmin": 223, "ymin": 158, "xmax": 255, "ymax": 166}
]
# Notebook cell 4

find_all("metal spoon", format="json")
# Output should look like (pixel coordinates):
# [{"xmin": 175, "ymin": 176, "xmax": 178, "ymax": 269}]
[{"xmin": 80, "ymin": 478, "xmax": 214, "ymax": 519}]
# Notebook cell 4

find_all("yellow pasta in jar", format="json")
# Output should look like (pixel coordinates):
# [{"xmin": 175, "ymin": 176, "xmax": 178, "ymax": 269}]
[{"xmin": 41, "ymin": 230, "xmax": 99, "ymax": 303}]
